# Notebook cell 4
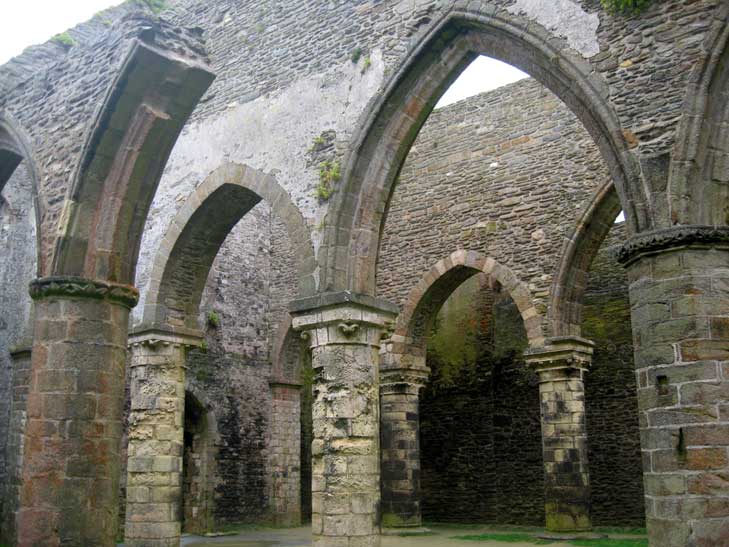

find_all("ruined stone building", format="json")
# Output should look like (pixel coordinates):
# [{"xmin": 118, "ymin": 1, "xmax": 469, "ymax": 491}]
[{"xmin": 0, "ymin": 1, "xmax": 728, "ymax": 547}]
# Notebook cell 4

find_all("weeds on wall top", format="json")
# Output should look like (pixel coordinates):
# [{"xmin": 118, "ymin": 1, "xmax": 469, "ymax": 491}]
[
  {"xmin": 129, "ymin": 0, "xmax": 167, "ymax": 15},
  {"xmin": 600, "ymin": 0, "xmax": 651, "ymax": 15},
  {"xmin": 51, "ymin": 32, "xmax": 76, "ymax": 47}
]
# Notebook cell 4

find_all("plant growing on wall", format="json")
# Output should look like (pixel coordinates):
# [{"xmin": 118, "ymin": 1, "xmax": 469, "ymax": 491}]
[
  {"xmin": 129, "ymin": 0, "xmax": 167, "ymax": 14},
  {"xmin": 206, "ymin": 311, "xmax": 221, "ymax": 328},
  {"xmin": 315, "ymin": 160, "xmax": 341, "ymax": 201},
  {"xmin": 600, "ymin": 0, "xmax": 651, "ymax": 15},
  {"xmin": 51, "ymin": 32, "xmax": 76, "ymax": 47}
]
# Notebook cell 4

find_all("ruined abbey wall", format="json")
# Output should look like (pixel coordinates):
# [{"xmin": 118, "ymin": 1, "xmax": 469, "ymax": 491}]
[
  {"xmin": 378, "ymin": 76, "xmax": 609, "ymax": 335},
  {"xmin": 1, "ymin": 1, "xmax": 728, "ymax": 544}
]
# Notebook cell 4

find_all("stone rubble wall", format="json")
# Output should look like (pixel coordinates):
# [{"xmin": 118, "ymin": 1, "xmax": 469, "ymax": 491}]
[{"xmin": 378, "ymin": 77, "xmax": 609, "ymax": 329}]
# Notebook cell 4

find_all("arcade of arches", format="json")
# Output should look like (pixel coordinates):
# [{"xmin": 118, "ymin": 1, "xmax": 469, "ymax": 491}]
[{"xmin": 1, "ymin": 2, "xmax": 729, "ymax": 547}]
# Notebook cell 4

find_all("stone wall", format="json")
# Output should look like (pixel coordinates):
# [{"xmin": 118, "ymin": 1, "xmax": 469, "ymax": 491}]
[
  {"xmin": 582, "ymin": 222, "xmax": 645, "ymax": 527},
  {"xmin": 382, "ymin": 81, "xmax": 644, "ymax": 526},
  {"xmin": 419, "ymin": 277, "xmax": 543, "ymax": 525},
  {"xmin": 0, "ymin": 162, "xmax": 36, "ymax": 540},
  {"xmin": 378, "ymin": 77, "xmax": 609, "ymax": 327}
]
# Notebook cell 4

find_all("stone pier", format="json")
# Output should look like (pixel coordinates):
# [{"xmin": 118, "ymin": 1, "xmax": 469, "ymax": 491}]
[
  {"xmin": 291, "ymin": 292, "xmax": 398, "ymax": 547},
  {"xmin": 0, "ymin": 342, "xmax": 32, "ymax": 546},
  {"xmin": 618, "ymin": 228, "xmax": 729, "ymax": 547},
  {"xmin": 16, "ymin": 277, "xmax": 136, "ymax": 547},
  {"xmin": 124, "ymin": 327, "xmax": 202, "ymax": 547},
  {"xmin": 525, "ymin": 336, "xmax": 594, "ymax": 533},
  {"xmin": 270, "ymin": 379, "xmax": 303, "ymax": 526},
  {"xmin": 379, "ymin": 360, "xmax": 429, "ymax": 530}
]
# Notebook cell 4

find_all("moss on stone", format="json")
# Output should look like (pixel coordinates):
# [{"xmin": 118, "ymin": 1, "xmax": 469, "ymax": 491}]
[{"xmin": 51, "ymin": 32, "xmax": 76, "ymax": 47}]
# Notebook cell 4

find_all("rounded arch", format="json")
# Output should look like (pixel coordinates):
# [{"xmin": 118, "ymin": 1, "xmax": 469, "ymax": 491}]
[
  {"xmin": 322, "ymin": 6, "xmax": 643, "ymax": 295},
  {"xmin": 549, "ymin": 180, "xmax": 623, "ymax": 338},
  {"xmin": 141, "ymin": 162, "xmax": 316, "ymax": 331},
  {"xmin": 0, "ymin": 111, "xmax": 42, "ymax": 273},
  {"xmin": 669, "ymin": 3, "xmax": 729, "ymax": 226},
  {"xmin": 393, "ymin": 251, "xmax": 544, "ymax": 358}
]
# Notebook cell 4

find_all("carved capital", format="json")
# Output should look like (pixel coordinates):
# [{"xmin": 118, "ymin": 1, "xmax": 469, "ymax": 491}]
[
  {"xmin": 29, "ymin": 276, "xmax": 139, "ymax": 308},
  {"xmin": 128, "ymin": 326, "xmax": 203, "ymax": 352},
  {"xmin": 380, "ymin": 365, "xmax": 430, "ymax": 392},
  {"xmin": 524, "ymin": 336, "xmax": 594, "ymax": 378},
  {"xmin": 291, "ymin": 292, "xmax": 398, "ymax": 349},
  {"xmin": 616, "ymin": 225, "xmax": 729, "ymax": 266}
]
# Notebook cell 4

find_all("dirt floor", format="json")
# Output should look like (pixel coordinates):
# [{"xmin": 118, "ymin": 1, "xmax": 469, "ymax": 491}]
[{"xmin": 177, "ymin": 524, "xmax": 648, "ymax": 547}]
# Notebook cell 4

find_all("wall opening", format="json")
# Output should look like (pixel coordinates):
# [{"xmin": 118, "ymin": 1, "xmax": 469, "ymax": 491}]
[
  {"xmin": 419, "ymin": 274, "xmax": 543, "ymax": 524},
  {"xmin": 182, "ymin": 391, "xmax": 215, "ymax": 534}
]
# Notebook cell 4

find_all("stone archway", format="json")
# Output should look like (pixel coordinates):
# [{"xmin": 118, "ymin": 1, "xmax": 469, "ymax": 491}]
[
  {"xmin": 321, "ymin": 7, "xmax": 642, "ymax": 295},
  {"xmin": 392, "ymin": 249, "xmax": 544, "ymax": 355},
  {"xmin": 140, "ymin": 161, "xmax": 315, "ymax": 331},
  {"xmin": 126, "ymin": 162, "xmax": 315, "ymax": 540},
  {"xmin": 549, "ymin": 181, "xmax": 623, "ymax": 338},
  {"xmin": 380, "ymin": 249, "xmax": 543, "ymax": 529},
  {"xmin": 0, "ymin": 112, "xmax": 42, "ymax": 547}
]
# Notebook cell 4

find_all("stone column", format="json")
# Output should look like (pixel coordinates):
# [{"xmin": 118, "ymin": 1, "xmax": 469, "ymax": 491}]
[
  {"xmin": 379, "ymin": 361, "xmax": 429, "ymax": 529},
  {"xmin": 124, "ymin": 327, "xmax": 202, "ymax": 547},
  {"xmin": 16, "ymin": 277, "xmax": 137, "ymax": 547},
  {"xmin": 525, "ymin": 336, "xmax": 594, "ymax": 533},
  {"xmin": 291, "ymin": 292, "xmax": 398, "ymax": 547},
  {"xmin": 617, "ymin": 227, "xmax": 729, "ymax": 547},
  {"xmin": 269, "ymin": 379, "xmax": 303, "ymax": 526}
]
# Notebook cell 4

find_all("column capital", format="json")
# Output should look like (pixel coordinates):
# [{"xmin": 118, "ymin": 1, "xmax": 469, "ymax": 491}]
[
  {"xmin": 380, "ymin": 364, "xmax": 430, "ymax": 393},
  {"xmin": 28, "ymin": 275, "xmax": 139, "ymax": 308},
  {"xmin": 616, "ymin": 225, "xmax": 729, "ymax": 267},
  {"xmin": 290, "ymin": 291, "xmax": 398, "ymax": 348},
  {"xmin": 524, "ymin": 336, "xmax": 594, "ymax": 376},
  {"xmin": 128, "ymin": 324, "xmax": 204, "ymax": 351}
]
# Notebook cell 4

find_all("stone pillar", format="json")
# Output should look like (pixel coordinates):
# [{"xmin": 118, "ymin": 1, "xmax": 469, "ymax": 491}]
[
  {"xmin": 269, "ymin": 379, "xmax": 303, "ymax": 527},
  {"xmin": 379, "ymin": 362, "xmax": 429, "ymax": 529},
  {"xmin": 124, "ymin": 327, "xmax": 202, "ymax": 547},
  {"xmin": 525, "ymin": 336, "xmax": 594, "ymax": 533},
  {"xmin": 0, "ymin": 343, "xmax": 32, "ymax": 546},
  {"xmin": 617, "ymin": 227, "xmax": 729, "ymax": 547},
  {"xmin": 16, "ymin": 277, "xmax": 137, "ymax": 547},
  {"xmin": 291, "ymin": 292, "xmax": 398, "ymax": 547}
]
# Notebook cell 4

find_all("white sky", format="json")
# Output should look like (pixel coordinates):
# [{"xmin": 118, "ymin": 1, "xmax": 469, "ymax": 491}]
[
  {"xmin": 0, "ymin": 0, "xmax": 124, "ymax": 65},
  {"xmin": 0, "ymin": 2, "xmax": 528, "ymax": 104}
]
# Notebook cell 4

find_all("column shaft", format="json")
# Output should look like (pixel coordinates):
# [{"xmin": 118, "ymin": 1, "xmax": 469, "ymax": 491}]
[
  {"xmin": 537, "ymin": 365, "xmax": 592, "ymax": 532},
  {"xmin": 526, "ymin": 337, "xmax": 593, "ymax": 533},
  {"xmin": 16, "ymin": 277, "xmax": 136, "ymax": 547},
  {"xmin": 379, "ymin": 366, "xmax": 428, "ymax": 529},
  {"xmin": 1, "ymin": 345, "xmax": 32, "ymax": 546},
  {"xmin": 622, "ymin": 242, "xmax": 729, "ymax": 547},
  {"xmin": 124, "ymin": 330, "xmax": 197, "ymax": 547},
  {"xmin": 292, "ymin": 294, "xmax": 397, "ymax": 547}
]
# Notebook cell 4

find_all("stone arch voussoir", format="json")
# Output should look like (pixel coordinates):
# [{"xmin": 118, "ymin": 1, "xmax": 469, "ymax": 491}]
[
  {"xmin": 323, "ymin": 4, "xmax": 644, "ymax": 296},
  {"xmin": 392, "ymin": 251, "xmax": 545, "ymax": 366},
  {"xmin": 549, "ymin": 181, "xmax": 622, "ymax": 338},
  {"xmin": 0, "ymin": 111, "xmax": 42, "ymax": 274},
  {"xmin": 142, "ymin": 161, "xmax": 315, "ymax": 331}
]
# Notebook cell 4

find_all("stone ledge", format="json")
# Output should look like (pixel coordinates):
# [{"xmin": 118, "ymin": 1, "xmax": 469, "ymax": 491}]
[{"xmin": 289, "ymin": 290, "xmax": 399, "ymax": 315}]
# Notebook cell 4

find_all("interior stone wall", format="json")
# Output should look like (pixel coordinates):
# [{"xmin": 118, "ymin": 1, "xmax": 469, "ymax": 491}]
[
  {"xmin": 419, "ymin": 277, "xmax": 543, "ymax": 525},
  {"xmin": 378, "ymin": 77, "xmax": 610, "ymax": 330},
  {"xmin": 582, "ymin": 222, "xmax": 645, "ymax": 527},
  {"xmin": 0, "ymin": 162, "xmax": 36, "ymax": 541}
]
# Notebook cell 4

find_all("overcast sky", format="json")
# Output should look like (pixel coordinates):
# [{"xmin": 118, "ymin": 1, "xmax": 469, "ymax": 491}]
[{"xmin": 1, "ymin": 1, "xmax": 528, "ymax": 104}]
